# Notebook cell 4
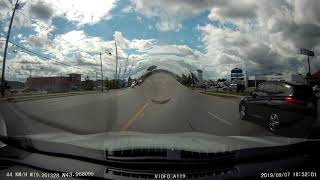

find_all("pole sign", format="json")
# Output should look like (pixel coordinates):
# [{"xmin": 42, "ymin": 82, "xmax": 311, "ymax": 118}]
[{"xmin": 300, "ymin": 48, "xmax": 314, "ymax": 56}]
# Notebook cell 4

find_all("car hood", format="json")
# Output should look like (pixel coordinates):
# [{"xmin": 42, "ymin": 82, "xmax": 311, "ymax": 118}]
[{"xmin": 19, "ymin": 132, "xmax": 307, "ymax": 153}]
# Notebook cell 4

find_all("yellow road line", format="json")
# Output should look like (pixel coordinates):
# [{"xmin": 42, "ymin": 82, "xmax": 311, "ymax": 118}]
[{"xmin": 120, "ymin": 103, "xmax": 149, "ymax": 131}]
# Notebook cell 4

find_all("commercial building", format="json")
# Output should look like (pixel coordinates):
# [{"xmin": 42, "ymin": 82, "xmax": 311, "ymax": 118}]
[
  {"xmin": 307, "ymin": 70, "xmax": 320, "ymax": 85},
  {"xmin": 26, "ymin": 73, "xmax": 81, "ymax": 91},
  {"xmin": 197, "ymin": 69, "xmax": 203, "ymax": 83},
  {"xmin": 230, "ymin": 68, "xmax": 248, "ymax": 86},
  {"xmin": 248, "ymin": 73, "xmax": 307, "ymax": 87}
]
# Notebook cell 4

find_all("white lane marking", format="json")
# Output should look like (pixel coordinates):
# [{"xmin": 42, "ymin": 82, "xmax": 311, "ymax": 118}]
[{"xmin": 207, "ymin": 112, "xmax": 232, "ymax": 126}]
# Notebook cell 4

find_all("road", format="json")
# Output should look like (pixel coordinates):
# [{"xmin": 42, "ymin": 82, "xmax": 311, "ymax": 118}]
[{"xmin": 0, "ymin": 72, "xmax": 293, "ymax": 137}]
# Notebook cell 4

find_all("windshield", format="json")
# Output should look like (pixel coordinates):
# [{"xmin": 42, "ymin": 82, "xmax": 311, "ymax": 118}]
[{"xmin": 1, "ymin": 0, "xmax": 320, "ymax": 154}]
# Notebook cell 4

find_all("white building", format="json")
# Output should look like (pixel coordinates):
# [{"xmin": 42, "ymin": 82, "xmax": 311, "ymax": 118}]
[{"xmin": 248, "ymin": 73, "xmax": 307, "ymax": 87}]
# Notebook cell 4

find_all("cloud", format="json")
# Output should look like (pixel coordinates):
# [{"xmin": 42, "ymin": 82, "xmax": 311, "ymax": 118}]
[
  {"xmin": 121, "ymin": 5, "xmax": 134, "ymax": 14},
  {"xmin": 28, "ymin": 1, "xmax": 54, "ymax": 24},
  {"xmin": 208, "ymin": 0, "xmax": 257, "ymax": 21},
  {"xmin": 1, "ymin": 0, "xmax": 118, "ymax": 31},
  {"xmin": 0, "ymin": 0, "xmax": 12, "ymax": 21},
  {"xmin": 113, "ymin": 31, "xmax": 156, "ymax": 51},
  {"xmin": 193, "ymin": 0, "xmax": 320, "ymax": 78},
  {"xmin": 28, "ymin": 35, "xmax": 50, "ymax": 48},
  {"xmin": 50, "ymin": 0, "xmax": 118, "ymax": 25},
  {"xmin": 4, "ymin": 0, "xmax": 320, "ymax": 81},
  {"xmin": 294, "ymin": 0, "xmax": 320, "ymax": 26},
  {"xmin": 132, "ymin": 0, "xmax": 213, "ymax": 31}
]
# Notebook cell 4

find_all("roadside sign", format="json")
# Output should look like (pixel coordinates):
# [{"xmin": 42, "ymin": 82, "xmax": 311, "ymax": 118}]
[{"xmin": 300, "ymin": 48, "xmax": 314, "ymax": 56}]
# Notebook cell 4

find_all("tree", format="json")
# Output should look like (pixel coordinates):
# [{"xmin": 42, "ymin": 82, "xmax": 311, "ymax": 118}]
[
  {"xmin": 82, "ymin": 76, "xmax": 94, "ymax": 90},
  {"xmin": 85, "ymin": 75, "xmax": 90, "ymax": 81},
  {"xmin": 191, "ymin": 72, "xmax": 198, "ymax": 84},
  {"xmin": 127, "ymin": 76, "xmax": 132, "ymax": 87},
  {"xmin": 218, "ymin": 78, "xmax": 226, "ymax": 82},
  {"xmin": 104, "ymin": 78, "xmax": 109, "ymax": 90}
]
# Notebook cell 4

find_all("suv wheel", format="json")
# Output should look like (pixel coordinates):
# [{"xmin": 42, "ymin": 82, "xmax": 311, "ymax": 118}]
[
  {"xmin": 268, "ymin": 113, "xmax": 280, "ymax": 132},
  {"xmin": 239, "ymin": 104, "xmax": 247, "ymax": 120}
]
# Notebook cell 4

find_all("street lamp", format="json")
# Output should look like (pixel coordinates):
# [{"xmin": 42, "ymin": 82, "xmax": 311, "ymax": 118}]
[{"xmin": 99, "ymin": 51, "xmax": 112, "ymax": 92}]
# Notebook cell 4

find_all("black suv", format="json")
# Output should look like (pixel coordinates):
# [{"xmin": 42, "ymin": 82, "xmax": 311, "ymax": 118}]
[{"xmin": 239, "ymin": 81, "xmax": 317, "ymax": 132}]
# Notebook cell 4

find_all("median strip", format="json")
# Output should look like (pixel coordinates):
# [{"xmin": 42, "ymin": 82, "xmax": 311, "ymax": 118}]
[{"xmin": 4, "ymin": 91, "xmax": 100, "ymax": 102}]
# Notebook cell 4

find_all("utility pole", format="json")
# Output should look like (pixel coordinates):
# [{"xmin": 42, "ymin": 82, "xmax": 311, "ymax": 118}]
[
  {"xmin": 115, "ymin": 40, "xmax": 118, "ymax": 87},
  {"xmin": 308, "ymin": 56, "xmax": 311, "ymax": 75},
  {"xmin": 95, "ymin": 71, "xmax": 98, "ymax": 91},
  {"xmin": 99, "ymin": 52, "xmax": 104, "ymax": 92},
  {"xmin": 27, "ymin": 69, "xmax": 32, "ymax": 78},
  {"xmin": 123, "ymin": 55, "xmax": 129, "ymax": 81},
  {"xmin": 118, "ymin": 64, "xmax": 122, "ymax": 83},
  {"xmin": 1, "ymin": 0, "xmax": 19, "ymax": 97}
]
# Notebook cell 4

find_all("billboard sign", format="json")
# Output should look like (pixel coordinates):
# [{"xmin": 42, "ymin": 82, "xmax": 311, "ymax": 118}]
[{"xmin": 300, "ymin": 48, "xmax": 314, "ymax": 56}]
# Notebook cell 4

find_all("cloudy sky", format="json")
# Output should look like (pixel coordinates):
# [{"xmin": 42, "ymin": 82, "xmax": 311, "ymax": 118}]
[{"xmin": 0, "ymin": 0, "xmax": 320, "ymax": 81}]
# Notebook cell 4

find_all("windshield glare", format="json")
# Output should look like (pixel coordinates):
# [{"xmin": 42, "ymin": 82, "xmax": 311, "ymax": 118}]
[{"xmin": 0, "ymin": 0, "xmax": 320, "ymax": 153}]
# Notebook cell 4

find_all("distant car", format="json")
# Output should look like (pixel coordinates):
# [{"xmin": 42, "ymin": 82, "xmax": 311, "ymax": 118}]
[
  {"xmin": 223, "ymin": 84, "xmax": 237, "ymax": 91},
  {"xmin": 137, "ymin": 79, "xmax": 143, "ymax": 86},
  {"xmin": 215, "ymin": 83, "xmax": 224, "ymax": 88},
  {"xmin": 130, "ymin": 82, "xmax": 136, "ymax": 88},
  {"xmin": 196, "ymin": 83, "xmax": 206, "ymax": 89},
  {"xmin": 9, "ymin": 89, "xmax": 19, "ymax": 94},
  {"xmin": 239, "ymin": 81, "xmax": 317, "ymax": 132}
]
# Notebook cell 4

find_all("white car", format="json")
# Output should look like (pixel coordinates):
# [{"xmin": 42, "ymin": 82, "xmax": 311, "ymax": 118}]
[
  {"xmin": 223, "ymin": 84, "xmax": 237, "ymax": 91},
  {"xmin": 131, "ymin": 82, "xmax": 136, "ymax": 88}
]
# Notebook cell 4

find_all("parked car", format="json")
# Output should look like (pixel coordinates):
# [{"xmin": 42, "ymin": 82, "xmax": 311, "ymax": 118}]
[
  {"xmin": 130, "ymin": 81, "xmax": 136, "ymax": 88},
  {"xmin": 137, "ymin": 79, "xmax": 144, "ymax": 86},
  {"xmin": 239, "ymin": 81, "xmax": 317, "ymax": 132},
  {"xmin": 215, "ymin": 82, "xmax": 225, "ymax": 88},
  {"xmin": 222, "ymin": 84, "xmax": 237, "ymax": 91},
  {"xmin": 313, "ymin": 85, "xmax": 320, "ymax": 97}
]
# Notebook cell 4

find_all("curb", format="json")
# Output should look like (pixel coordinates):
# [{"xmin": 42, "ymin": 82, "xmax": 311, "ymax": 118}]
[
  {"xmin": 3, "ymin": 91, "xmax": 101, "ymax": 102},
  {"xmin": 200, "ymin": 92, "xmax": 244, "ymax": 98}
]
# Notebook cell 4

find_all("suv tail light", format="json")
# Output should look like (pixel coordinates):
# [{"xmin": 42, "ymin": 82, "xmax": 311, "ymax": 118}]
[{"xmin": 286, "ymin": 96, "xmax": 305, "ymax": 105}]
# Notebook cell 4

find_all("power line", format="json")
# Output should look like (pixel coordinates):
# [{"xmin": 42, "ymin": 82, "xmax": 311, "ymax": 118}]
[
  {"xmin": 16, "ymin": 10, "xmax": 116, "ymax": 78},
  {"xmin": 16, "ymin": 8, "xmax": 125, "ymax": 65},
  {"xmin": 9, "ymin": 41, "xmax": 51, "ymax": 60},
  {"xmin": 8, "ymin": 41, "xmax": 97, "ymax": 74}
]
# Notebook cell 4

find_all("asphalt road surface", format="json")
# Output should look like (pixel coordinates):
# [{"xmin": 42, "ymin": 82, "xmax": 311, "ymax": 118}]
[{"xmin": 0, "ymin": 72, "xmax": 309, "ymax": 138}]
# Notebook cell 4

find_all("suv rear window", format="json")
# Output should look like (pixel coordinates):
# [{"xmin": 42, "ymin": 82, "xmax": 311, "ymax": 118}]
[{"xmin": 293, "ymin": 85, "xmax": 314, "ymax": 99}]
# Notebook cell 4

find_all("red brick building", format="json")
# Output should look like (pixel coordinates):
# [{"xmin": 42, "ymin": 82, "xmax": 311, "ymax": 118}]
[
  {"xmin": 307, "ymin": 71, "xmax": 320, "ymax": 85},
  {"xmin": 26, "ymin": 73, "xmax": 81, "ymax": 91}
]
